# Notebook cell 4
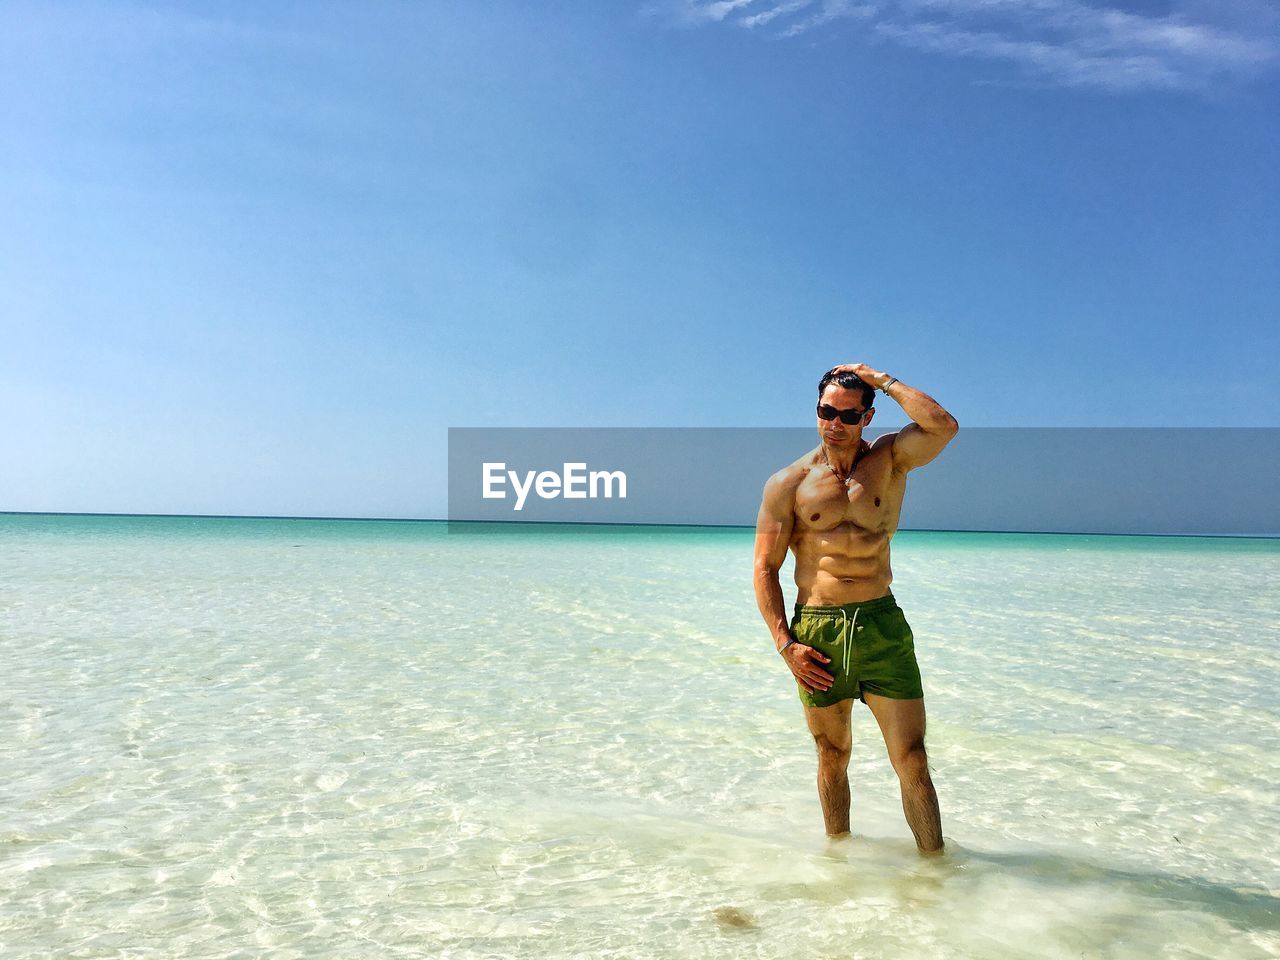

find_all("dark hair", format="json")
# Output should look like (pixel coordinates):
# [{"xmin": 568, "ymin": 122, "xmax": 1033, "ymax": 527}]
[{"xmin": 817, "ymin": 368, "xmax": 875, "ymax": 408}]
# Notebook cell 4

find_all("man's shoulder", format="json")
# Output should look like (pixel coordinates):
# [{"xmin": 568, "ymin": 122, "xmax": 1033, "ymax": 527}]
[
  {"xmin": 869, "ymin": 430, "xmax": 898, "ymax": 453},
  {"xmin": 867, "ymin": 430, "xmax": 901, "ymax": 465},
  {"xmin": 763, "ymin": 451, "xmax": 819, "ymax": 498}
]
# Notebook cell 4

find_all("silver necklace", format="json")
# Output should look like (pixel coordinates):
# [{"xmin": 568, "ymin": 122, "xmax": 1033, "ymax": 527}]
[{"xmin": 822, "ymin": 443, "xmax": 864, "ymax": 487}]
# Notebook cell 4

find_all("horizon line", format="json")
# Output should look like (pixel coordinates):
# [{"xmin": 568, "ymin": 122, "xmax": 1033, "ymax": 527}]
[{"xmin": 1, "ymin": 511, "xmax": 1276, "ymax": 540}]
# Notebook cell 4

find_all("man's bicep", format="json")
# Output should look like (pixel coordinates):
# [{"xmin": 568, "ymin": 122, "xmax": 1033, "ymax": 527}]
[{"xmin": 890, "ymin": 421, "xmax": 958, "ymax": 472}]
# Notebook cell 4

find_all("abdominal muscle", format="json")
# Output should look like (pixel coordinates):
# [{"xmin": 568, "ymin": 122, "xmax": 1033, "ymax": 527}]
[{"xmin": 792, "ymin": 523, "xmax": 893, "ymax": 606}]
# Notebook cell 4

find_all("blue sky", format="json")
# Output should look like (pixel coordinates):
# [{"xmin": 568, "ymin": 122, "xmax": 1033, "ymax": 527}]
[{"xmin": 1, "ymin": 0, "xmax": 1277, "ymax": 518}]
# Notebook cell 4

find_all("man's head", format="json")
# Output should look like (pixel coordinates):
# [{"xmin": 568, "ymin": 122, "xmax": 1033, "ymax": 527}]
[{"xmin": 816, "ymin": 368, "xmax": 875, "ymax": 446}]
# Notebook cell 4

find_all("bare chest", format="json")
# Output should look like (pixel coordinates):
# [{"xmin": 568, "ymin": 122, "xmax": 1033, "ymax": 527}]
[{"xmin": 795, "ymin": 456, "xmax": 902, "ymax": 533}]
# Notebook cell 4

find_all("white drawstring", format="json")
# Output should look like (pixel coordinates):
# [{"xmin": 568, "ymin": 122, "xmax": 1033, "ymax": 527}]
[{"xmin": 837, "ymin": 607, "xmax": 859, "ymax": 676}]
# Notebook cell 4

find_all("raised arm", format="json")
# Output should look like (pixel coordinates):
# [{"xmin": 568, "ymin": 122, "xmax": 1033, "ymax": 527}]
[{"xmin": 834, "ymin": 363, "xmax": 959, "ymax": 471}]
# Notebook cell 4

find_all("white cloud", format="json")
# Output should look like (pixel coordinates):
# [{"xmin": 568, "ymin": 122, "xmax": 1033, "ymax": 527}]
[
  {"xmin": 698, "ymin": 0, "xmax": 757, "ymax": 22},
  {"xmin": 654, "ymin": 0, "xmax": 1279, "ymax": 91},
  {"xmin": 874, "ymin": 20, "xmax": 1186, "ymax": 90},
  {"xmin": 780, "ymin": 1, "xmax": 878, "ymax": 38},
  {"xmin": 649, "ymin": 0, "xmax": 758, "ymax": 25},
  {"xmin": 740, "ymin": 0, "xmax": 813, "ymax": 30}
]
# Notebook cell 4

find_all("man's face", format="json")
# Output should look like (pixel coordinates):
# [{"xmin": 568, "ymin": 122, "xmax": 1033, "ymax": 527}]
[{"xmin": 817, "ymin": 384, "xmax": 873, "ymax": 446}]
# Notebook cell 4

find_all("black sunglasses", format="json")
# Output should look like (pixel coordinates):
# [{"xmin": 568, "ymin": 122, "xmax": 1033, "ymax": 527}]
[{"xmin": 817, "ymin": 402, "xmax": 868, "ymax": 425}]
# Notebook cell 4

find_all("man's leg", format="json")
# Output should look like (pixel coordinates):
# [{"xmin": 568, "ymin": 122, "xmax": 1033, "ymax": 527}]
[
  {"xmin": 862, "ymin": 693, "xmax": 944, "ymax": 854},
  {"xmin": 802, "ymin": 698, "xmax": 855, "ymax": 837}
]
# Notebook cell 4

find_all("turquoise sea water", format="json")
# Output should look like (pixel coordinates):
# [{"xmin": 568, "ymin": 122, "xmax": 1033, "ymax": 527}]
[{"xmin": 1, "ymin": 514, "xmax": 1278, "ymax": 959}]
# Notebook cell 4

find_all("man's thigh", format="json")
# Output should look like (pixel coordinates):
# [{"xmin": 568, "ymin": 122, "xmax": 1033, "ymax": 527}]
[
  {"xmin": 862, "ymin": 692, "xmax": 927, "ymax": 765},
  {"xmin": 803, "ymin": 697, "xmax": 855, "ymax": 754}
]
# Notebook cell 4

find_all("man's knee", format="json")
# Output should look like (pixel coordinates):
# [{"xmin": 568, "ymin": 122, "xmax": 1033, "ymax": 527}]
[
  {"xmin": 813, "ymin": 731, "xmax": 852, "ymax": 767},
  {"xmin": 890, "ymin": 741, "xmax": 930, "ymax": 782}
]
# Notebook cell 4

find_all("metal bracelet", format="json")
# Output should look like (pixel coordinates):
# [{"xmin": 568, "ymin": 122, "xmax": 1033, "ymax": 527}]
[
  {"xmin": 882, "ymin": 376, "xmax": 898, "ymax": 392},
  {"xmin": 779, "ymin": 637, "xmax": 798, "ymax": 654}
]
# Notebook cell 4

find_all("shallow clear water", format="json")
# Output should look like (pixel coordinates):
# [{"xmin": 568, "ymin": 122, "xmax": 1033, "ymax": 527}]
[{"xmin": 1, "ymin": 514, "xmax": 1277, "ymax": 959}]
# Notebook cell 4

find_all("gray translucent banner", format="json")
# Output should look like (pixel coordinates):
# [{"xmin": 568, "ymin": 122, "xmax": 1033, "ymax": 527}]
[{"xmin": 447, "ymin": 428, "xmax": 1279, "ymax": 536}]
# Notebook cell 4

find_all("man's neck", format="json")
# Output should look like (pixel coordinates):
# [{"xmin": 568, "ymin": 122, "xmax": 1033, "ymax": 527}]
[{"xmin": 823, "ymin": 438, "xmax": 869, "ymax": 476}]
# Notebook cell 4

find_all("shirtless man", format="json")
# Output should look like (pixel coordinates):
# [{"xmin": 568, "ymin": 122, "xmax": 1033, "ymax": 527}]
[{"xmin": 753, "ymin": 363, "xmax": 958, "ymax": 854}]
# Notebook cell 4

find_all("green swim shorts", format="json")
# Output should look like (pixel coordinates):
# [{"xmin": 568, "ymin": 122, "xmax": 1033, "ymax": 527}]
[{"xmin": 789, "ymin": 592, "xmax": 924, "ymax": 708}]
